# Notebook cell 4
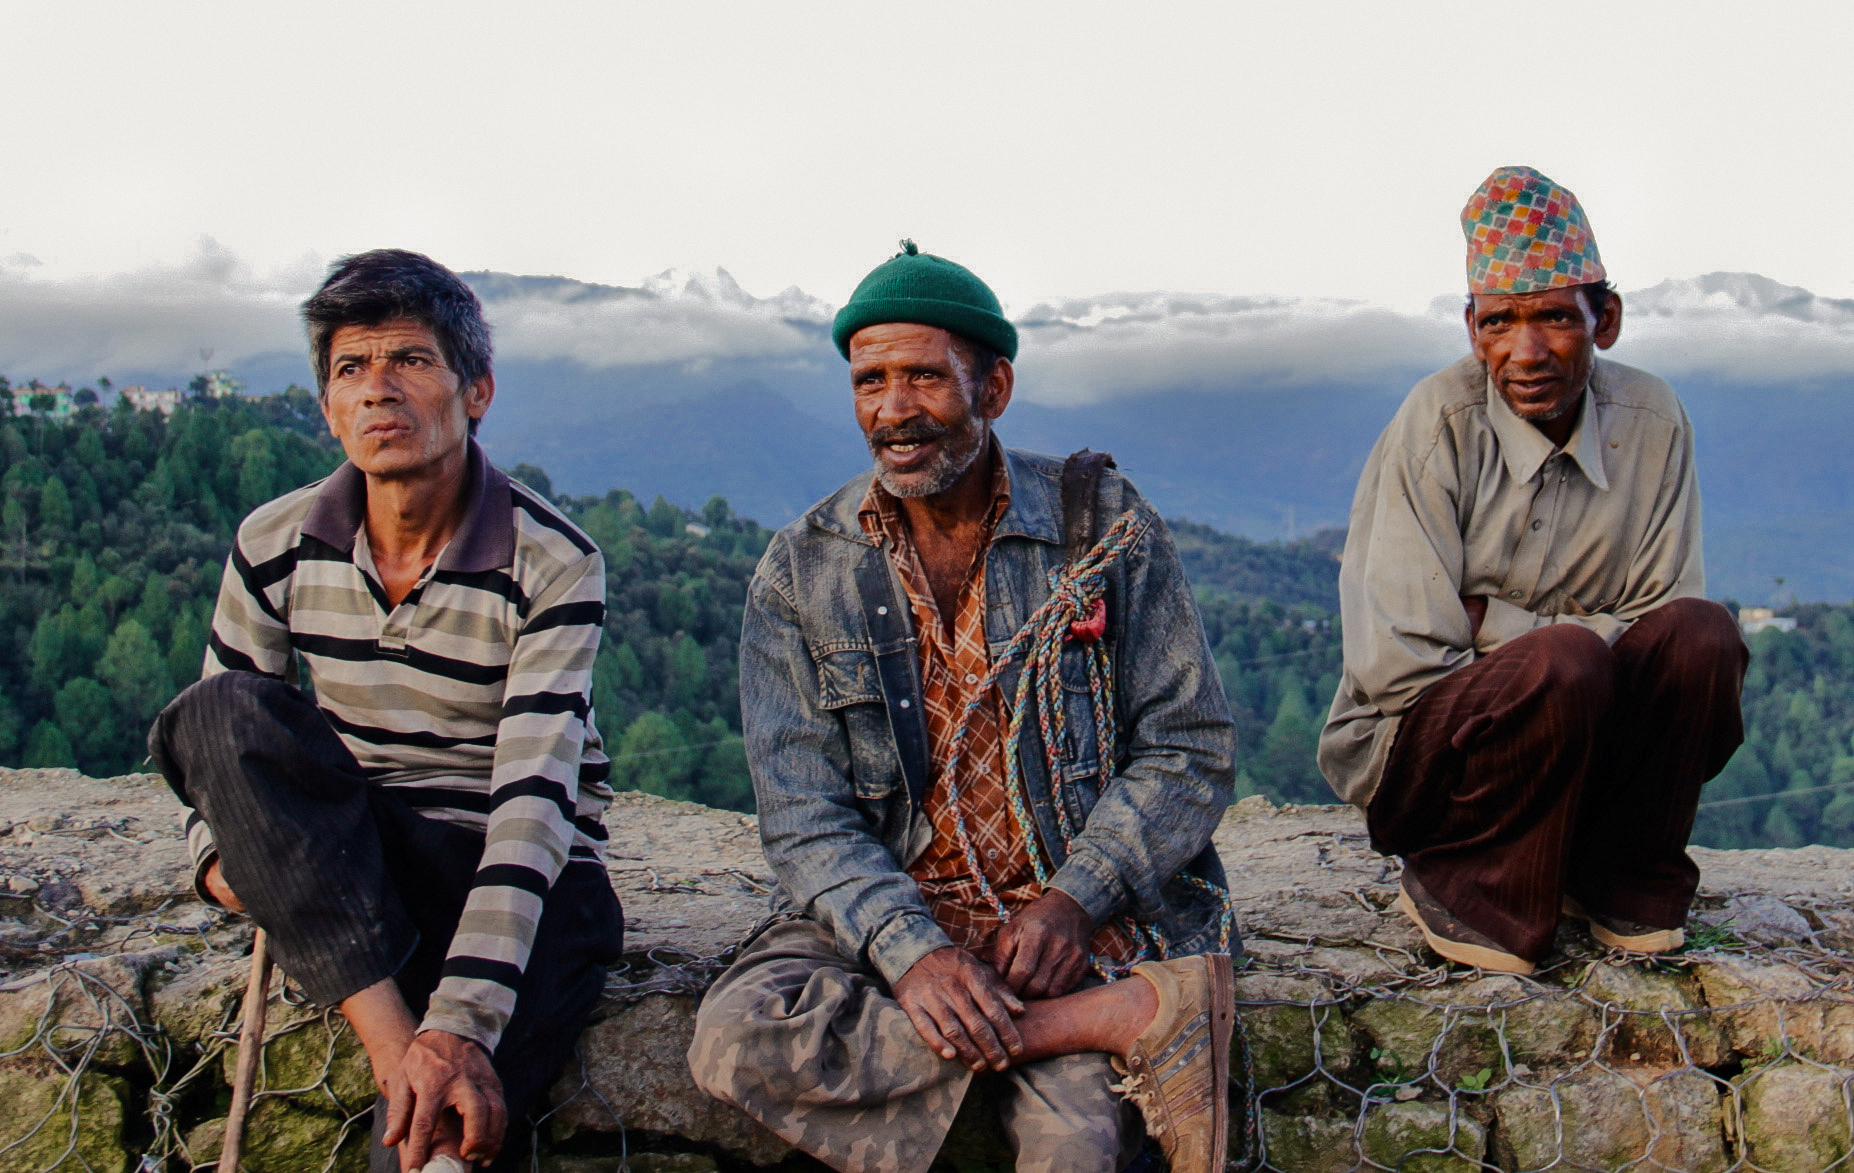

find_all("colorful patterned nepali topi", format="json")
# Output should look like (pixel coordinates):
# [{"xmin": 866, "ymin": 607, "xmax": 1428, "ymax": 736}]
[{"xmin": 1462, "ymin": 166, "xmax": 1606, "ymax": 295}]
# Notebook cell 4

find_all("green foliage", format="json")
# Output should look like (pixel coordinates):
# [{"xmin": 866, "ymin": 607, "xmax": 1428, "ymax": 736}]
[
  {"xmin": 1690, "ymin": 604, "xmax": 1854, "ymax": 849},
  {"xmin": 0, "ymin": 387, "xmax": 341, "ymax": 776},
  {"xmin": 9, "ymin": 380, "xmax": 1854, "ymax": 847}
]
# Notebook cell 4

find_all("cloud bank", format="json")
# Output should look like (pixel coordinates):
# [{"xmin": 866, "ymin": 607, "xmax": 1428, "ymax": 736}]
[{"xmin": 0, "ymin": 244, "xmax": 1848, "ymax": 399}]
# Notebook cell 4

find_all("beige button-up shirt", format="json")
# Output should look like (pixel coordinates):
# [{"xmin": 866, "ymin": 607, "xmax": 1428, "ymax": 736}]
[{"xmin": 1318, "ymin": 354, "xmax": 1705, "ymax": 807}]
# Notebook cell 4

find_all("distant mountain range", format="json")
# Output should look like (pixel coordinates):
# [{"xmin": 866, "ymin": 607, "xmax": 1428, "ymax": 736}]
[{"xmin": 4, "ymin": 263, "xmax": 1849, "ymax": 603}]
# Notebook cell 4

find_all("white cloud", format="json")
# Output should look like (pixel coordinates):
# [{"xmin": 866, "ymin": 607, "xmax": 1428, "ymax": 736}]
[
  {"xmin": 0, "ymin": 240, "xmax": 310, "ymax": 382},
  {"xmin": 0, "ymin": 248, "xmax": 1847, "ymax": 397},
  {"xmin": 1013, "ymin": 293, "xmax": 1461, "ymax": 404}
]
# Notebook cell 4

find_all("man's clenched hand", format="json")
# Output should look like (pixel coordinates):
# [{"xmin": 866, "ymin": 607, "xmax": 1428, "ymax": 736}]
[
  {"xmin": 894, "ymin": 947, "xmax": 1024, "ymax": 1072},
  {"xmin": 991, "ymin": 888, "xmax": 1092, "ymax": 999},
  {"xmin": 382, "ymin": 1030, "xmax": 506, "ymax": 1171}
]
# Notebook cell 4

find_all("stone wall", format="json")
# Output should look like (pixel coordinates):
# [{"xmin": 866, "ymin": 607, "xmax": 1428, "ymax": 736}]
[{"xmin": 0, "ymin": 770, "xmax": 1850, "ymax": 1171}]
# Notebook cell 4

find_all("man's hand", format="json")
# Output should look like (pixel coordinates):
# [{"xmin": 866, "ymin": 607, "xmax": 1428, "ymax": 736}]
[
  {"xmin": 893, "ymin": 947, "xmax": 1025, "ymax": 1073},
  {"xmin": 202, "ymin": 859, "xmax": 246, "ymax": 913},
  {"xmin": 381, "ymin": 1030, "xmax": 507, "ymax": 1171},
  {"xmin": 991, "ymin": 888, "xmax": 1092, "ymax": 999},
  {"xmin": 1461, "ymin": 595, "xmax": 1488, "ymax": 642}
]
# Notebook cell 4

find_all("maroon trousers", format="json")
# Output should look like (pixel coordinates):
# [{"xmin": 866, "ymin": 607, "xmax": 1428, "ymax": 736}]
[{"xmin": 1367, "ymin": 598, "xmax": 1748, "ymax": 961}]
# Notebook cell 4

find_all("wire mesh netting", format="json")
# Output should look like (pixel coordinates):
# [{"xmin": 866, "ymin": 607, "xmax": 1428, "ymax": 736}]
[
  {"xmin": 1228, "ymin": 908, "xmax": 1854, "ymax": 1173},
  {"xmin": 0, "ymin": 873, "xmax": 1849, "ymax": 1171}
]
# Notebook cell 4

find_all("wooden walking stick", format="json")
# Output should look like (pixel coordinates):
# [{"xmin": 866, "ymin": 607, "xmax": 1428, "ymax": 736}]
[{"xmin": 222, "ymin": 928, "xmax": 274, "ymax": 1172}]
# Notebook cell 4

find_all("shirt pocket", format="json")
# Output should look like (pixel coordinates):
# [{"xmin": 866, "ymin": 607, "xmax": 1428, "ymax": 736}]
[{"xmin": 808, "ymin": 644, "xmax": 902, "ymax": 801}]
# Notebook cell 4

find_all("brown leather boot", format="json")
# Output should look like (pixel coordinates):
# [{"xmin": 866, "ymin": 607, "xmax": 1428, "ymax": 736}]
[{"xmin": 1112, "ymin": 953, "xmax": 1234, "ymax": 1173}]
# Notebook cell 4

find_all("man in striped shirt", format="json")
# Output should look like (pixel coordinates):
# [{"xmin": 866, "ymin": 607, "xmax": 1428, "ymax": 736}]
[{"xmin": 148, "ymin": 250, "xmax": 620, "ymax": 1172}]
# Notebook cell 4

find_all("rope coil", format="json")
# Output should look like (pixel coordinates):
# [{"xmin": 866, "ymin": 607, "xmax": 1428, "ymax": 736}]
[{"xmin": 937, "ymin": 508, "xmax": 1238, "ymax": 975}]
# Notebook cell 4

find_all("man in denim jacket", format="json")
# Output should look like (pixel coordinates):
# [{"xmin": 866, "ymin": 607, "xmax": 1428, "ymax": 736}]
[{"xmin": 688, "ymin": 244, "xmax": 1240, "ymax": 1173}]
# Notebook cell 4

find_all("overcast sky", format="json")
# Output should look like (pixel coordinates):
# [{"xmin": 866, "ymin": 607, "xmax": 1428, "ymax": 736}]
[{"xmin": 2, "ymin": 1, "xmax": 1850, "ymax": 316}]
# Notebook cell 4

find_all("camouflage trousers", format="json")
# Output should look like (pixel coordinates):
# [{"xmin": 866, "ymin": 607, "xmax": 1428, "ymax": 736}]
[{"xmin": 688, "ymin": 918, "xmax": 1139, "ymax": 1173}]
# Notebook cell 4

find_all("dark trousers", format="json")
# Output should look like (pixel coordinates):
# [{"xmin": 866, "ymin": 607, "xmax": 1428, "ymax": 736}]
[
  {"xmin": 1367, "ymin": 598, "xmax": 1748, "ymax": 961},
  {"xmin": 148, "ymin": 671, "xmax": 624, "ymax": 1172}
]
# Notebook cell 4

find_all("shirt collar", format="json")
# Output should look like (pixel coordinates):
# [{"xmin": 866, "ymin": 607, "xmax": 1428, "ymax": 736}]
[
  {"xmin": 301, "ymin": 438, "xmax": 516, "ymax": 571},
  {"xmin": 1484, "ymin": 375, "xmax": 1610, "ymax": 492}
]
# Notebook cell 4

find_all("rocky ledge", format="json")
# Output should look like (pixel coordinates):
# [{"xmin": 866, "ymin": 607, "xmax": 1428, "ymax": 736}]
[{"xmin": 0, "ymin": 769, "xmax": 1849, "ymax": 1172}]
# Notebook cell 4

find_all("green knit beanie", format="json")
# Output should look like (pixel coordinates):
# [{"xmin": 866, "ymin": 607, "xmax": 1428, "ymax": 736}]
[{"xmin": 831, "ymin": 241, "xmax": 1019, "ymax": 361}]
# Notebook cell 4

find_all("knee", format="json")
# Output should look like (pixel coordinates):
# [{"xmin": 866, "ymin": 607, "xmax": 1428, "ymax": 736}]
[
  {"xmin": 1652, "ymin": 599, "xmax": 1747, "ymax": 667},
  {"xmin": 171, "ymin": 670, "xmax": 292, "ymax": 719},
  {"xmin": 1524, "ymin": 624, "xmax": 1615, "ymax": 705}
]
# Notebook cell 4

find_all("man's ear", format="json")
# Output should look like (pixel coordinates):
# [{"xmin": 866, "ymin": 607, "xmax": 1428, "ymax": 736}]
[
  {"xmin": 1464, "ymin": 297, "xmax": 1489, "ymax": 363},
  {"xmin": 319, "ymin": 390, "xmax": 339, "ymax": 440},
  {"xmin": 978, "ymin": 357, "xmax": 1014, "ymax": 422},
  {"xmin": 1594, "ymin": 293, "xmax": 1623, "ymax": 351},
  {"xmin": 465, "ymin": 372, "xmax": 497, "ymax": 423}
]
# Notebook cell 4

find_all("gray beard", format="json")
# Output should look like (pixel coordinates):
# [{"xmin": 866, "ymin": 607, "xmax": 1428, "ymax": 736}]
[{"xmin": 873, "ymin": 420, "xmax": 989, "ymax": 499}]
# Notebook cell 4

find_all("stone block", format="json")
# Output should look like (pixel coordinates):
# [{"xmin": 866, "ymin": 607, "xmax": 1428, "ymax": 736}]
[
  {"xmin": 1581, "ymin": 961, "xmax": 1728, "ymax": 1068},
  {"xmin": 547, "ymin": 993, "xmax": 793, "ymax": 1166},
  {"xmin": 1694, "ymin": 957, "xmax": 1854, "ymax": 1064},
  {"xmin": 0, "ymin": 949, "xmax": 183, "ymax": 1070},
  {"xmin": 217, "ymin": 998, "xmax": 374, "ymax": 1111},
  {"xmin": 0, "ymin": 1067, "xmax": 131, "ymax": 1172},
  {"xmin": 1732, "ymin": 1061, "xmax": 1854, "ymax": 1173},
  {"xmin": 1261, "ymin": 1102, "xmax": 1485, "ymax": 1172},
  {"xmin": 1233, "ymin": 973, "xmax": 1353, "ymax": 1092},
  {"xmin": 1492, "ymin": 1066, "xmax": 1726, "ymax": 1173},
  {"xmin": 1353, "ymin": 976, "xmax": 1592, "ymax": 1090},
  {"xmin": 185, "ymin": 1100, "xmax": 369, "ymax": 1173}
]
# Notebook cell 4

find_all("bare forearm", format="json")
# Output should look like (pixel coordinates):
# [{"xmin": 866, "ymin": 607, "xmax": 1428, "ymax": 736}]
[{"xmin": 341, "ymin": 978, "xmax": 418, "ymax": 1088}]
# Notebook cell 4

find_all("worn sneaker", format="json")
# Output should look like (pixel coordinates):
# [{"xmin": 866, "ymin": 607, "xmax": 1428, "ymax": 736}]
[
  {"xmin": 1395, "ymin": 871, "xmax": 1534, "ymax": 975},
  {"xmin": 1111, "ymin": 953, "xmax": 1234, "ymax": 1173},
  {"xmin": 1562, "ymin": 895, "xmax": 1685, "ymax": 953}
]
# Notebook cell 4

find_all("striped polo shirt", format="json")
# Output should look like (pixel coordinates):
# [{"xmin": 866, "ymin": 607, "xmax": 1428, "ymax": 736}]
[{"xmin": 187, "ymin": 439, "xmax": 610, "ymax": 1050}]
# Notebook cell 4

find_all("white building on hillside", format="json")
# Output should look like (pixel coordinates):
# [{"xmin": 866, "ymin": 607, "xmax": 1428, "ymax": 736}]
[
  {"xmin": 1740, "ymin": 607, "xmax": 1798, "ymax": 635},
  {"xmin": 119, "ymin": 386, "xmax": 183, "ymax": 415}
]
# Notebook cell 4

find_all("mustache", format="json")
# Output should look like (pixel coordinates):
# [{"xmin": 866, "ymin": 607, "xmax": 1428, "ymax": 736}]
[{"xmin": 868, "ymin": 419, "xmax": 953, "ymax": 447}]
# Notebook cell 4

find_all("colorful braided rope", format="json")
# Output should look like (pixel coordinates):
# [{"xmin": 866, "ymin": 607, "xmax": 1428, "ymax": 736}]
[{"xmin": 935, "ymin": 509, "xmax": 1238, "ymax": 978}]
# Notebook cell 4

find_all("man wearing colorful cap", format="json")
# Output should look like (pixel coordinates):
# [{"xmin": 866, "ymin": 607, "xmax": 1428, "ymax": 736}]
[
  {"xmin": 1320, "ymin": 168, "xmax": 1748, "ymax": 974},
  {"xmin": 686, "ymin": 242, "xmax": 1240, "ymax": 1173}
]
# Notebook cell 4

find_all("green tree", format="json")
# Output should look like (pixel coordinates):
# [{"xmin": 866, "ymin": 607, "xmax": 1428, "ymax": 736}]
[
  {"xmin": 38, "ymin": 476, "xmax": 72, "ymax": 530},
  {"xmin": 21, "ymin": 720, "xmax": 74, "ymax": 768},
  {"xmin": 1256, "ymin": 679, "xmax": 1326, "ymax": 804},
  {"xmin": 167, "ymin": 607, "xmax": 209, "ymax": 688},
  {"xmin": 97, "ymin": 618, "xmax": 172, "ymax": 727},
  {"xmin": 612, "ymin": 711, "xmax": 692, "ymax": 799},
  {"xmin": 55, "ymin": 677, "xmax": 118, "ymax": 772}
]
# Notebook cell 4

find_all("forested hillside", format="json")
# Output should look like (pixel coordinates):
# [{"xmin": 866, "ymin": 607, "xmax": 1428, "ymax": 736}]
[{"xmin": 1, "ymin": 388, "xmax": 1850, "ymax": 847}]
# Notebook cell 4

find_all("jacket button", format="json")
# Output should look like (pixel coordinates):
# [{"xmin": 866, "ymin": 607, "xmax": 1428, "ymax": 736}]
[
  {"xmin": 1509, "ymin": 590, "xmax": 1522, "ymax": 599},
  {"xmin": 876, "ymin": 605, "xmax": 888, "ymax": 615},
  {"xmin": 1531, "ymin": 519, "xmax": 1542, "ymax": 531},
  {"xmin": 899, "ymin": 699, "xmax": 911, "ymax": 709}
]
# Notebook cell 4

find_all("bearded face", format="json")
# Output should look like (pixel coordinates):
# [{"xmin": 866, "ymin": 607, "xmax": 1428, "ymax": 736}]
[{"xmin": 848, "ymin": 323, "xmax": 1010, "ymax": 502}]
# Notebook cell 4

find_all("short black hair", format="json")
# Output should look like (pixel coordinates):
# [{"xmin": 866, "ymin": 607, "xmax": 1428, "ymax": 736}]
[{"xmin": 302, "ymin": 250, "xmax": 493, "ymax": 431}]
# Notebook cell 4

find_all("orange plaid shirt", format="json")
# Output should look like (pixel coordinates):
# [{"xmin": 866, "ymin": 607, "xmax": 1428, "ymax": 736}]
[{"xmin": 859, "ymin": 453, "xmax": 1134, "ymax": 964}]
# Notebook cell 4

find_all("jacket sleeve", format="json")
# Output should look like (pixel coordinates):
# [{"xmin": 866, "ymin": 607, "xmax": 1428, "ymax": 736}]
[
  {"xmin": 742, "ymin": 546, "xmax": 951, "ymax": 986},
  {"xmin": 1048, "ymin": 500, "xmax": 1236, "ymax": 926}
]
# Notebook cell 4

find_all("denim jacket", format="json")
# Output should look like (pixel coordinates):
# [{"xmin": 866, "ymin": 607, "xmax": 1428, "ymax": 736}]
[{"xmin": 740, "ymin": 446, "xmax": 1238, "ymax": 985}]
